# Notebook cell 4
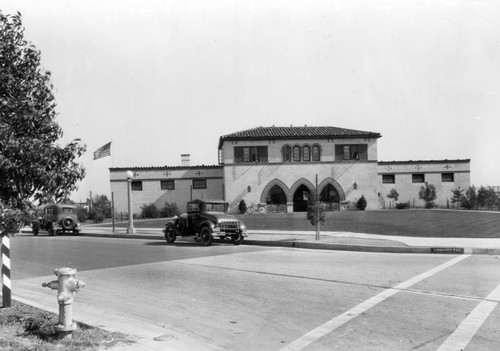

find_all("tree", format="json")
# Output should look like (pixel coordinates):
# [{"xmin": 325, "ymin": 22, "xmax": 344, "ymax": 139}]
[
  {"xmin": 306, "ymin": 200, "xmax": 326, "ymax": 240},
  {"xmin": 477, "ymin": 186, "xmax": 498, "ymax": 210},
  {"xmin": 89, "ymin": 194, "xmax": 112, "ymax": 222},
  {"xmin": 1, "ymin": 11, "xmax": 86, "ymax": 307},
  {"xmin": 484, "ymin": 187, "xmax": 500, "ymax": 210},
  {"xmin": 461, "ymin": 186, "xmax": 478, "ymax": 210},
  {"xmin": 418, "ymin": 182, "xmax": 437, "ymax": 209},
  {"xmin": 0, "ymin": 11, "xmax": 86, "ymax": 210},
  {"xmin": 386, "ymin": 188, "xmax": 399, "ymax": 208},
  {"xmin": 450, "ymin": 187, "xmax": 464, "ymax": 209}
]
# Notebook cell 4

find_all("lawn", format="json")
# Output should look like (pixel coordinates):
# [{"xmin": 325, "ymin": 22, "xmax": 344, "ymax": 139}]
[
  {"xmin": 97, "ymin": 209, "xmax": 500, "ymax": 238},
  {"xmin": 0, "ymin": 301, "xmax": 133, "ymax": 351}
]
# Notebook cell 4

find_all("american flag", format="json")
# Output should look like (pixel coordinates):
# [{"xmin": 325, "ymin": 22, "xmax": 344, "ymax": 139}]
[{"xmin": 93, "ymin": 142, "xmax": 111, "ymax": 160}]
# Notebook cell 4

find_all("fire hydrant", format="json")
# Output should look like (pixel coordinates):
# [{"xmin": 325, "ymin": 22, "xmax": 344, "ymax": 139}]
[{"xmin": 42, "ymin": 267, "xmax": 86, "ymax": 339}]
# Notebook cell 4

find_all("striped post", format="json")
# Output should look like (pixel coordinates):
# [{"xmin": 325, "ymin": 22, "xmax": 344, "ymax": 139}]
[{"xmin": 1, "ymin": 235, "xmax": 11, "ymax": 308}]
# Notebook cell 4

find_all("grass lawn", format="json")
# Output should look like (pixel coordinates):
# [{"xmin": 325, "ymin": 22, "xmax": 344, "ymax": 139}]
[{"xmin": 96, "ymin": 209, "xmax": 500, "ymax": 238}]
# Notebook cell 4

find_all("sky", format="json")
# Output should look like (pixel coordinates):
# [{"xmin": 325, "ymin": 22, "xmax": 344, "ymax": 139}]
[{"xmin": 2, "ymin": 0, "xmax": 499, "ymax": 202}]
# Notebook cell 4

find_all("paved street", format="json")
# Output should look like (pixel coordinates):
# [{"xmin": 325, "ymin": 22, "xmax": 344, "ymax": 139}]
[{"xmin": 9, "ymin": 234, "xmax": 500, "ymax": 350}]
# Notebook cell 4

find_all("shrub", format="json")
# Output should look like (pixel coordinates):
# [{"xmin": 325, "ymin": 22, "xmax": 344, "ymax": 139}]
[
  {"xmin": 88, "ymin": 208, "xmax": 104, "ymax": 222},
  {"xmin": 160, "ymin": 202, "xmax": 179, "ymax": 217},
  {"xmin": 387, "ymin": 188, "xmax": 399, "ymax": 208},
  {"xmin": 140, "ymin": 203, "xmax": 160, "ymax": 218},
  {"xmin": 76, "ymin": 206, "xmax": 88, "ymax": 222},
  {"xmin": 238, "ymin": 200, "xmax": 247, "ymax": 214},
  {"xmin": 395, "ymin": 202, "xmax": 410, "ymax": 209},
  {"xmin": 357, "ymin": 195, "xmax": 367, "ymax": 211}
]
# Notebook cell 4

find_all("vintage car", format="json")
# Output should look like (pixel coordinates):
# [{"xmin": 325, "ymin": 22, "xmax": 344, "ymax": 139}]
[
  {"xmin": 163, "ymin": 199, "xmax": 247, "ymax": 246},
  {"xmin": 31, "ymin": 204, "xmax": 81, "ymax": 236}
]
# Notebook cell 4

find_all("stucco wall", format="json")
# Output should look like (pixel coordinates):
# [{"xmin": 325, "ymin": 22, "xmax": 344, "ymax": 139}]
[
  {"xmin": 223, "ymin": 161, "xmax": 380, "ymax": 213},
  {"xmin": 377, "ymin": 161, "xmax": 470, "ymax": 208},
  {"xmin": 221, "ymin": 137, "xmax": 379, "ymax": 163},
  {"xmin": 110, "ymin": 167, "xmax": 224, "ymax": 215}
]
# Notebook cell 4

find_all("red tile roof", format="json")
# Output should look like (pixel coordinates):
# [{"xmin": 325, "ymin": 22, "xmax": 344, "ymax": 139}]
[{"xmin": 218, "ymin": 126, "xmax": 381, "ymax": 148}]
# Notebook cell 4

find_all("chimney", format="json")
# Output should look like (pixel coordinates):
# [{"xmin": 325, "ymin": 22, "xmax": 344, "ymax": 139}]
[{"xmin": 181, "ymin": 154, "xmax": 190, "ymax": 167}]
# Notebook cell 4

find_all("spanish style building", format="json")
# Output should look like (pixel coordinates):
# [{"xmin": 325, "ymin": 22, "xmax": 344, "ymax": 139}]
[{"xmin": 109, "ymin": 126, "xmax": 470, "ymax": 214}]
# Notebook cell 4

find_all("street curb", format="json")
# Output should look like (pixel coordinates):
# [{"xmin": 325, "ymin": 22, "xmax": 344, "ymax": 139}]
[{"xmin": 75, "ymin": 232, "xmax": 500, "ymax": 255}]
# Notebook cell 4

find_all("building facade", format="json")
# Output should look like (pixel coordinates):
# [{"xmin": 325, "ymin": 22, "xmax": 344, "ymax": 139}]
[
  {"xmin": 109, "ymin": 126, "xmax": 470, "ymax": 214},
  {"xmin": 110, "ymin": 165, "xmax": 224, "ymax": 215}
]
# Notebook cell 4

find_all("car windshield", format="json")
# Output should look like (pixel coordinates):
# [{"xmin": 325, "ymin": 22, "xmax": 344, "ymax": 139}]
[
  {"xmin": 188, "ymin": 203, "xmax": 200, "ymax": 213},
  {"xmin": 205, "ymin": 203, "xmax": 226, "ymax": 212}
]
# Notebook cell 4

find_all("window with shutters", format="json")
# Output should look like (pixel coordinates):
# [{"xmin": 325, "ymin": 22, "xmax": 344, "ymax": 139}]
[
  {"xmin": 335, "ymin": 144, "xmax": 368, "ymax": 161},
  {"xmin": 234, "ymin": 146, "xmax": 268, "ymax": 163},
  {"xmin": 282, "ymin": 145, "xmax": 292, "ymax": 162}
]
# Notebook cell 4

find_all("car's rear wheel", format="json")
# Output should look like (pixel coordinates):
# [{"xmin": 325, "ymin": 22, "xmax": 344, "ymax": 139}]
[
  {"xmin": 164, "ymin": 223, "xmax": 177, "ymax": 244},
  {"xmin": 73, "ymin": 229, "xmax": 79, "ymax": 236},
  {"xmin": 32, "ymin": 223, "xmax": 39, "ymax": 236},
  {"xmin": 47, "ymin": 223, "xmax": 55, "ymax": 236},
  {"xmin": 231, "ymin": 233, "xmax": 244, "ymax": 245},
  {"xmin": 200, "ymin": 227, "xmax": 213, "ymax": 246}
]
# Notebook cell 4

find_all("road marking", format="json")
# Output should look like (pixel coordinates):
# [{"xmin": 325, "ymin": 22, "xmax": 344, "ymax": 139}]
[
  {"xmin": 280, "ymin": 255, "xmax": 470, "ymax": 351},
  {"xmin": 437, "ymin": 282, "xmax": 500, "ymax": 351}
]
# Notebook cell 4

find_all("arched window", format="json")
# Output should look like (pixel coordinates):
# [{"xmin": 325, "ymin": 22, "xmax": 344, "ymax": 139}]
[
  {"xmin": 312, "ymin": 145, "xmax": 321, "ymax": 161},
  {"xmin": 293, "ymin": 146, "xmax": 301, "ymax": 162},
  {"xmin": 282, "ymin": 145, "xmax": 292, "ymax": 162},
  {"xmin": 303, "ymin": 146, "xmax": 310, "ymax": 161}
]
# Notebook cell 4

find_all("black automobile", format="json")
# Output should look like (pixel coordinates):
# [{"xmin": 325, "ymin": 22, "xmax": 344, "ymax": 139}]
[
  {"xmin": 31, "ymin": 204, "xmax": 81, "ymax": 236},
  {"xmin": 163, "ymin": 199, "xmax": 247, "ymax": 246}
]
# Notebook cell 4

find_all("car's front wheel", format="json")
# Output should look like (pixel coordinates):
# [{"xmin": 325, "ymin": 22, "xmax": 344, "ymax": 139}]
[
  {"xmin": 200, "ymin": 227, "xmax": 213, "ymax": 246},
  {"xmin": 164, "ymin": 223, "xmax": 177, "ymax": 244},
  {"xmin": 231, "ymin": 233, "xmax": 244, "ymax": 245}
]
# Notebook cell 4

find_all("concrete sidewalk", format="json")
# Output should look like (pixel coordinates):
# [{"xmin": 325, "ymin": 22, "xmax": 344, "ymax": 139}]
[{"xmin": 77, "ymin": 226, "xmax": 500, "ymax": 255}]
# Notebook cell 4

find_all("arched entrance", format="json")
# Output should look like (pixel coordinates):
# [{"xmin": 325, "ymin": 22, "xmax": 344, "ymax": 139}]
[
  {"xmin": 293, "ymin": 184, "xmax": 311, "ymax": 212},
  {"xmin": 266, "ymin": 185, "xmax": 287, "ymax": 205},
  {"xmin": 320, "ymin": 183, "xmax": 340, "ymax": 203}
]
